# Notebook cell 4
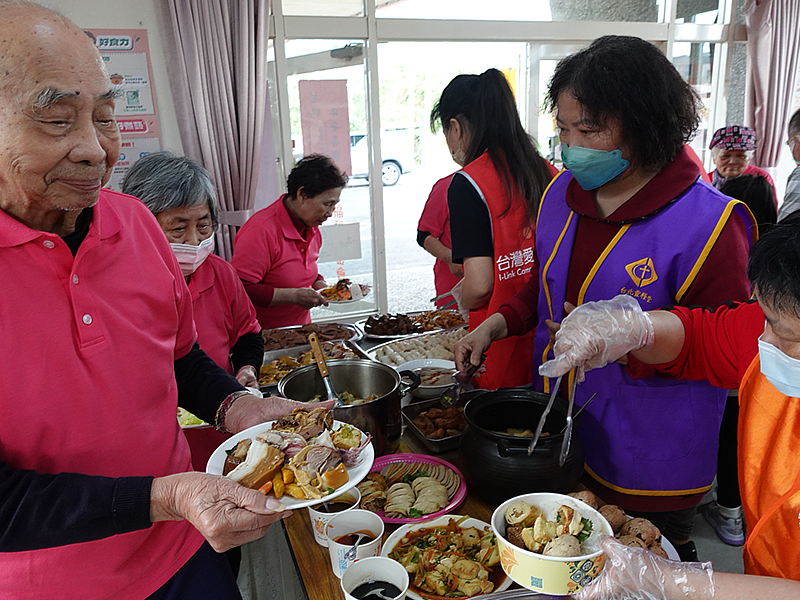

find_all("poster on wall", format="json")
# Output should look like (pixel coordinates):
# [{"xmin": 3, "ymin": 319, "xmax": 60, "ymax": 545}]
[
  {"xmin": 298, "ymin": 80, "xmax": 352, "ymax": 175},
  {"xmin": 85, "ymin": 29, "xmax": 162, "ymax": 191}
]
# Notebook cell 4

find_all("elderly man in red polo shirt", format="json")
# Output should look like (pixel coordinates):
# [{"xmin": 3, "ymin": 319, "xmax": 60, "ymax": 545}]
[{"xmin": 0, "ymin": 3, "xmax": 316, "ymax": 599}]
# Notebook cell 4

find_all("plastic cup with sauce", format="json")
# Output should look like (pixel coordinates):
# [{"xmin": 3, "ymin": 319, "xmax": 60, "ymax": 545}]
[
  {"xmin": 307, "ymin": 488, "xmax": 361, "ymax": 546},
  {"xmin": 341, "ymin": 556, "xmax": 409, "ymax": 600},
  {"xmin": 326, "ymin": 509, "xmax": 384, "ymax": 578}
]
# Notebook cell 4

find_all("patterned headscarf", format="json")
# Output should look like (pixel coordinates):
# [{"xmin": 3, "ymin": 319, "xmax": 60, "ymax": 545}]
[{"xmin": 709, "ymin": 125, "xmax": 757, "ymax": 151}]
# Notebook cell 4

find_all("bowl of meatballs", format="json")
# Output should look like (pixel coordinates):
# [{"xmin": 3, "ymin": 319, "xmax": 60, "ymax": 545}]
[{"xmin": 490, "ymin": 492, "xmax": 613, "ymax": 596}]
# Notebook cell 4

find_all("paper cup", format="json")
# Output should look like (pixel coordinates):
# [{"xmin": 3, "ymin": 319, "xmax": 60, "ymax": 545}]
[
  {"xmin": 341, "ymin": 556, "xmax": 409, "ymax": 600},
  {"xmin": 326, "ymin": 509, "xmax": 384, "ymax": 578},
  {"xmin": 307, "ymin": 488, "xmax": 361, "ymax": 546}
]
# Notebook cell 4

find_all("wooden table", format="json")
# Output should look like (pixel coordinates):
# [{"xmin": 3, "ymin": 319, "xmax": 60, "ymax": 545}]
[{"xmin": 282, "ymin": 438, "xmax": 504, "ymax": 600}]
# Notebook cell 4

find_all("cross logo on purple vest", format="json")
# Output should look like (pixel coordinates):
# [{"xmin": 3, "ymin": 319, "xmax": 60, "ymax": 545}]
[{"xmin": 625, "ymin": 257, "xmax": 659, "ymax": 287}]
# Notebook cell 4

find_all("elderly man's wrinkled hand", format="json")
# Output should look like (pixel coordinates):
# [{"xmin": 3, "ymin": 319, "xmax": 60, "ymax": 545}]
[
  {"xmin": 150, "ymin": 473, "xmax": 290, "ymax": 553},
  {"xmin": 235, "ymin": 366, "xmax": 259, "ymax": 389},
  {"xmin": 539, "ymin": 294, "xmax": 654, "ymax": 382},
  {"xmin": 575, "ymin": 536, "xmax": 715, "ymax": 600},
  {"xmin": 224, "ymin": 394, "xmax": 335, "ymax": 433}
]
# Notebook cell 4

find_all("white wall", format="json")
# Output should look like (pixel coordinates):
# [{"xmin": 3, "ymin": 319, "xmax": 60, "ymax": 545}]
[{"xmin": 49, "ymin": 0, "xmax": 183, "ymax": 155}]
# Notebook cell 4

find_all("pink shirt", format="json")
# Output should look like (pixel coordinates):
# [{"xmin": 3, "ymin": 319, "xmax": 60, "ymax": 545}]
[
  {"xmin": 232, "ymin": 196, "xmax": 322, "ymax": 328},
  {"xmin": 0, "ymin": 190, "xmax": 204, "ymax": 599},
  {"xmin": 418, "ymin": 174, "xmax": 461, "ymax": 307},
  {"xmin": 190, "ymin": 254, "xmax": 262, "ymax": 374}
]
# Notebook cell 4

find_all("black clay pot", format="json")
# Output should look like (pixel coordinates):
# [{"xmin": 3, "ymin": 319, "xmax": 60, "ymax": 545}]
[{"xmin": 459, "ymin": 388, "xmax": 584, "ymax": 505}]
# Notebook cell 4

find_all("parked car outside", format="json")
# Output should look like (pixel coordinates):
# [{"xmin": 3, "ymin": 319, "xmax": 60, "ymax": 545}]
[{"xmin": 292, "ymin": 129, "xmax": 414, "ymax": 187}]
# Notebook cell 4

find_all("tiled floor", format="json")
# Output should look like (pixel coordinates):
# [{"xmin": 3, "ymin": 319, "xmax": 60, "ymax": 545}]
[{"xmin": 693, "ymin": 502, "xmax": 745, "ymax": 574}]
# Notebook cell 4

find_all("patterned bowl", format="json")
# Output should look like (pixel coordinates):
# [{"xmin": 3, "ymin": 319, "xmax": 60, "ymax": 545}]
[{"xmin": 490, "ymin": 492, "xmax": 613, "ymax": 596}]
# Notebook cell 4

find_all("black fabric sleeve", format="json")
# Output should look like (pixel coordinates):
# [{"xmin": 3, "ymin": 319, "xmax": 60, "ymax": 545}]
[
  {"xmin": 175, "ymin": 343, "xmax": 245, "ymax": 424},
  {"xmin": 230, "ymin": 331, "xmax": 264, "ymax": 375},
  {"xmin": 447, "ymin": 173, "xmax": 494, "ymax": 263},
  {"xmin": 417, "ymin": 229, "xmax": 431, "ymax": 248},
  {"xmin": 0, "ymin": 464, "xmax": 153, "ymax": 552}
]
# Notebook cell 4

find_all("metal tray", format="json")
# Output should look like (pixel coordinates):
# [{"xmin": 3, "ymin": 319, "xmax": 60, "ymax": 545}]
[
  {"xmin": 356, "ymin": 310, "xmax": 465, "ymax": 340},
  {"xmin": 366, "ymin": 325, "xmax": 468, "ymax": 365},
  {"xmin": 401, "ymin": 398, "xmax": 462, "ymax": 454},
  {"xmin": 261, "ymin": 322, "xmax": 362, "ymax": 360},
  {"xmin": 260, "ymin": 339, "xmax": 370, "ymax": 395}
]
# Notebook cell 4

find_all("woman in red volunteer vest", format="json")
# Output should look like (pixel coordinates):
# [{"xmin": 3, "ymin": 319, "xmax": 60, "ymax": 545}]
[
  {"xmin": 430, "ymin": 69, "xmax": 557, "ymax": 389},
  {"xmin": 232, "ymin": 155, "xmax": 348, "ymax": 329},
  {"xmin": 543, "ymin": 218, "xmax": 800, "ymax": 598}
]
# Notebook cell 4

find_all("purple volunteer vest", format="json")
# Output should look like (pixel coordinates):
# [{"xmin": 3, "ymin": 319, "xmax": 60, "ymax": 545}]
[{"xmin": 533, "ymin": 171, "xmax": 755, "ymax": 495}]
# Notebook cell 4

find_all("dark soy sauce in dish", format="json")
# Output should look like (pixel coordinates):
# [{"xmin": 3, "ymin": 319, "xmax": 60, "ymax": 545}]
[
  {"xmin": 334, "ymin": 531, "xmax": 375, "ymax": 545},
  {"xmin": 350, "ymin": 580, "xmax": 402, "ymax": 599},
  {"xmin": 317, "ymin": 501, "xmax": 354, "ymax": 513}
]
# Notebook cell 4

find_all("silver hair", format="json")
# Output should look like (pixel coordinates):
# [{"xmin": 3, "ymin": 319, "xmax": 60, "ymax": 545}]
[{"xmin": 121, "ymin": 151, "xmax": 219, "ymax": 229}]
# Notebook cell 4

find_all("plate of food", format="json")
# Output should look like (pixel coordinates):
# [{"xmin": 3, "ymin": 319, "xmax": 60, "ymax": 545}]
[
  {"xmin": 355, "ymin": 453, "xmax": 467, "ymax": 524},
  {"xmin": 320, "ymin": 279, "xmax": 371, "ymax": 304},
  {"xmin": 381, "ymin": 515, "xmax": 511, "ymax": 600},
  {"xmin": 206, "ymin": 407, "xmax": 374, "ymax": 510}
]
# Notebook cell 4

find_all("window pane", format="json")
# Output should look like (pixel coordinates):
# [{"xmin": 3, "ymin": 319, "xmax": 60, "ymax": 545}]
[
  {"xmin": 279, "ymin": 39, "xmax": 377, "ymax": 319},
  {"xmin": 673, "ymin": 41, "xmax": 716, "ymax": 164},
  {"xmin": 377, "ymin": 41, "xmax": 529, "ymax": 313},
  {"xmin": 281, "ymin": 0, "xmax": 363, "ymax": 17},
  {"xmin": 376, "ymin": 0, "xmax": 659, "ymax": 22}
]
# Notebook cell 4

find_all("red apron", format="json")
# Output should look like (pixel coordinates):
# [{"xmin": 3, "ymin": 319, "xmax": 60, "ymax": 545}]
[{"xmin": 460, "ymin": 152, "xmax": 536, "ymax": 389}]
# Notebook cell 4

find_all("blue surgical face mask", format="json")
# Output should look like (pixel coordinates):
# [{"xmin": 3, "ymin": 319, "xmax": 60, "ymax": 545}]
[
  {"xmin": 758, "ymin": 332, "xmax": 800, "ymax": 397},
  {"xmin": 560, "ymin": 144, "xmax": 630, "ymax": 190}
]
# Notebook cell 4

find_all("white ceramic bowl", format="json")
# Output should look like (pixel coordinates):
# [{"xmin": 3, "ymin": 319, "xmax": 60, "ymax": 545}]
[
  {"xmin": 397, "ymin": 359, "xmax": 456, "ymax": 399},
  {"xmin": 491, "ymin": 492, "xmax": 613, "ymax": 596}
]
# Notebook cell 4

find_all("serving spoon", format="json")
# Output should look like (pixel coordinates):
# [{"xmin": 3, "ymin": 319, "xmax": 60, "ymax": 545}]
[{"xmin": 308, "ymin": 333, "xmax": 342, "ymax": 407}]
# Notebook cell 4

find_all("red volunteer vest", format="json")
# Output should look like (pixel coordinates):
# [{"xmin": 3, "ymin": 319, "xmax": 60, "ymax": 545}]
[{"xmin": 459, "ymin": 152, "xmax": 535, "ymax": 389}]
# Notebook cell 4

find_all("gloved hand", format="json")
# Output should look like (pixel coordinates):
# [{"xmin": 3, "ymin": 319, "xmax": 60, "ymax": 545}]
[
  {"xmin": 575, "ymin": 536, "xmax": 715, "ymax": 600},
  {"xmin": 539, "ymin": 294, "xmax": 654, "ymax": 382},
  {"xmin": 449, "ymin": 280, "xmax": 470, "ymax": 322}
]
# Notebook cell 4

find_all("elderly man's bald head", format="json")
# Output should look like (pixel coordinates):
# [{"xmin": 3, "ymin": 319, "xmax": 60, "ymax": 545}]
[
  {"xmin": 0, "ymin": 1, "xmax": 103, "ymax": 99},
  {"xmin": 0, "ymin": 0, "xmax": 121, "ymax": 234}
]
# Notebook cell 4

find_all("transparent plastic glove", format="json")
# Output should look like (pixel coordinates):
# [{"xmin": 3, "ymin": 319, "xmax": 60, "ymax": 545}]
[
  {"xmin": 575, "ymin": 536, "xmax": 715, "ymax": 600},
  {"xmin": 449, "ymin": 280, "xmax": 470, "ymax": 322},
  {"xmin": 539, "ymin": 294, "xmax": 654, "ymax": 382}
]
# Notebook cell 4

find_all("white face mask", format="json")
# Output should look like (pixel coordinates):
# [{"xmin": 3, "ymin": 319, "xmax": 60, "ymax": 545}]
[
  {"xmin": 170, "ymin": 236, "xmax": 215, "ymax": 277},
  {"xmin": 758, "ymin": 332, "xmax": 800, "ymax": 397}
]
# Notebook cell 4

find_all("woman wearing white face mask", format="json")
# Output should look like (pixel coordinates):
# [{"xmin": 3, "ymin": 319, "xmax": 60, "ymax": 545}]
[
  {"xmin": 122, "ymin": 152, "xmax": 263, "ymax": 395},
  {"xmin": 455, "ymin": 36, "xmax": 755, "ymax": 560}
]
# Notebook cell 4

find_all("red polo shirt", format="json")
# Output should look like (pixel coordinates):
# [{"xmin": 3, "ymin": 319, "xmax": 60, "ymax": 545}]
[
  {"xmin": 189, "ymin": 254, "xmax": 262, "ymax": 375},
  {"xmin": 232, "ymin": 195, "xmax": 323, "ymax": 328},
  {"xmin": 0, "ymin": 189, "xmax": 204, "ymax": 599}
]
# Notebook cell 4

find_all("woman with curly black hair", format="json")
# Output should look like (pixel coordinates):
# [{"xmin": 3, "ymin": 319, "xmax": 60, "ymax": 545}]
[
  {"xmin": 456, "ymin": 36, "xmax": 756, "ymax": 560},
  {"xmin": 430, "ymin": 68, "xmax": 557, "ymax": 389}
]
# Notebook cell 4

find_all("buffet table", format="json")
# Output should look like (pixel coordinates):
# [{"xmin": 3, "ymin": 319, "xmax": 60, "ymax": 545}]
[{"xmin": 281, "ymin": 437, "xmax": 510, "ymax": 600}]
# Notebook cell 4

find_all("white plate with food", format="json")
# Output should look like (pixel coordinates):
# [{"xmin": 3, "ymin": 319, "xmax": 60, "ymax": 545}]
[
  {"xmin": 320, "ymin": 279, "xmax": 372, "ymax": 304},
  {"xmin": 206, "ymin": 410, "xmax": 374, "ymax": 510},
  {"xmin": 381, "ymin": 515, "xmax": 512, "ymax": 600}
]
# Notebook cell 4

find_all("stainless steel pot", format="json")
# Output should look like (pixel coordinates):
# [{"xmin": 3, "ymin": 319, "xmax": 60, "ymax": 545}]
[{"xmin": 278, "ymin": 359, "xmax": 419, "ymax": 456}]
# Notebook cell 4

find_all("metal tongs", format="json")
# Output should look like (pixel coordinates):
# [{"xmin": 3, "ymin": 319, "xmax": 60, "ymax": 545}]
[
  {"xmin": 559, "ymin": 374, "xmax": 579, "ymax": 467},
  {"xmin": 527, "ymin": 374, "xmax": 563, "ymax": 456},
  {"xmin": 440, "ymin": 353, "xmax": 486, "ymax": 407}
]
